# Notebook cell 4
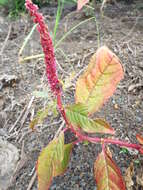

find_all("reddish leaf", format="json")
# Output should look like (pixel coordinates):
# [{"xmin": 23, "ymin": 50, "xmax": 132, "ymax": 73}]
[
  {"xmin": 76, "ymin": 46, "xmax": 124, "ymax": 115},
  {"xmin": 77, "ymin": 0, "xmax": 89, "ymax": 10},
  {"xmin": 94, "ymin": 148, "xmax": 126, "ymax": 190},
  {"xmin": 136, "ymin": 134, "xmax": 143, "ymax": 145},
  {"xmin": 139, "ymin": 148, "xmax": 143, "ymax": 154},
  {"xmin": 93, "ymin": 119, "xmax": 115, "ymax": 135}
]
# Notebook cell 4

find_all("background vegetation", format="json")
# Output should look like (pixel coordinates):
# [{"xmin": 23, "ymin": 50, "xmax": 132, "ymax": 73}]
[
  {"xmin": 0, "ymin": 0, "xmax": 80, "ymax": 17},
  {"xmin": 0, "ymin": 0, "xmax": 52, "ymax": 16}
]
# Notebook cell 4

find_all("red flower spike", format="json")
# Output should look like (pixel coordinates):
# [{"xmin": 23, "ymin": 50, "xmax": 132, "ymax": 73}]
[{"xmin": 25, "ymin": 0, "xmax": 61, "ymax": 95}]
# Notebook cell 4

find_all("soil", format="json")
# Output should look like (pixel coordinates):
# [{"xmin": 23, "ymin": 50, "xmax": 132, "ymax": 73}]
[{"xmin": 0, "ymin": 1, "xmax": 143, "ymax": 190}]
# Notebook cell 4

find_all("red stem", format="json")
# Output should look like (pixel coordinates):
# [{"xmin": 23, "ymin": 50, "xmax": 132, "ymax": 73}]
[
  {"xmin": 57, "ymin": 93, "xmax": 69, "ymax": 125},
  {"xmin": 104, "ymin": 138, "xmax": 141, "ymax": 150},
  {"xmin": 57, "ymin": 91, "xmax": 142, "ymax": 152},
  {"xmin": 70, "ymin": 122, "xmax": 142, "ymax": 150}
]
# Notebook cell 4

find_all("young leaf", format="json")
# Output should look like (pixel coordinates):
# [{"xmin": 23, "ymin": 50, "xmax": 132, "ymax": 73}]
[
  {"xmin": 30, "ymin": 107, "xmax": 49, "ymax": 130},
  {"xmin": 37, "ymin": 132, "xmax": 73, "ymax": 190},
  {"xmin": 77, "ymin": 0, "xmax": 89, "ymax": 10},
  {"xmin": 66, "ymin": 103, "xmax": 114, "ymax": 134},
  {"xmin": 75, "ymin": 46, "xmax": 124, "ymax": 115},
  {"xmin": 136, "ymin": 134, "xmax": 143, "ymax": 145},
  {"xmin": 94, "ymin": 148, "xmax": 126, "ymax": 190},
  {"xmin": 30, "ymin": 101, "xmax": 58, "ymax": 130}
]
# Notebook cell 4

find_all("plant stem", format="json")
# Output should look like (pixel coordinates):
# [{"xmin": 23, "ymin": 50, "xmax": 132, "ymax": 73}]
[
  {"xmin": 57, "ymin": 93, "xmax": 69, "ymax": 125},
  {"xmin": 104, "ymin": 138, "xmax": 141, "ymax": 150},
  {"xmin": 57, "ymin": 92, "xmax": 142, "ymax": 151},
  {"xmin": 73, "ymin": 127, "xmax": 142, "ymax": 151}
]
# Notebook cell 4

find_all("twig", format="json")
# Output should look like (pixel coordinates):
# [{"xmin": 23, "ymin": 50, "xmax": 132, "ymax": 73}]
[
  {"xmin": 9, "ymin": 106, "xmax": 27, "ymax": 133},
  {"xmin": 54, "ymin": 17, "xmax": 95, "ymax": 49},
  {"xmin": 19, "ymin": 17, "xmax": 95, "ymax": 63},
  {"xmin": 42, "ymin": 119, "xmax": 62, "ymax": 131},
  {"xmin": 18, "ymin": 24, "xmax": 37, "ymax": 57},
  {"xmin": 19, "ymin": 96, "xmax": 34, "ymax": 131},
  {"xmin": 56, "ymin": 59, "xmax": 69, "ymax": 75},
  {"xmin": 19, "ymin": 53, "xmax": 44, "ymax": 63},
  {"xmin": 100, "ymin": 0, "xmax": 120, "ymax": 14},
  {"xmin": 0, "ymin": 24, "xmax": 12, "ymax": 62},
  {"xmin": 121, "ymin": 14, "xmax": 141, "ymax": 42},
  {"xmin": 11, "ymin": 141, "xmax": 28, "ymax": 184},
  {"xmin": 27, "ymin": 171, "xmax": 37, "ymax": 190},
  {"xmin": 18, "ymin": 130, "xmax": 32, "ymax": 143}
]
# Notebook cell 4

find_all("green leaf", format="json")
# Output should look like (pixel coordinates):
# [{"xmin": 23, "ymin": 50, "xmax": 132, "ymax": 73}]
[
  {"xmin": 66, "ymin": 103, "xmax": 114, "ymax": 135},
  {"xmin": 54, "ymin": 143, "xmax": 73, "ymax": 176},
  {"xmin": 37, "ymin": 132, "xmax": 64, "ymax": 189},
  {"xmin": 119, "ymin": 148, "xmax": 129, "ymax": 154},
  {"xmin": 83, "ymin": 140, "xmax": 89, "ymax": 146},
  {"xmin": 134, "ymin": 159, "xmax": 140, "ymax": 165},
  {"xmin": 37, "ymin": 132, "xmax": 73, "ymax": 190},
  {"xmin": 0, "ymin": 0, "xmax": 8, "ymax": 5}
]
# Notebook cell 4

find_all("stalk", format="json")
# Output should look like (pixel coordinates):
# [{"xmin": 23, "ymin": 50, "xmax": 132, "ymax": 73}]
[{"xmin": 25, "ymin": 0, "xmax": 142, "ymax": 154}]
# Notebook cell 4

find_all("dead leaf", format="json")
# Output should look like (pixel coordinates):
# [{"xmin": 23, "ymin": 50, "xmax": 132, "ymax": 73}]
[
  {"xmin": 124, "ymin": 162, "xmax": 134, "ymax": 190},
  {"xmin": 136, "ymin": 163, "xmax": 143, "ymax": 188},
  {"xmin": 136, "ymin": 174, "xmax": 143, "ymax": 187}
]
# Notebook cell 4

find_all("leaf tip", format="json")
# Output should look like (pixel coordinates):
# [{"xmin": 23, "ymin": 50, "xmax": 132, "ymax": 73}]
[{"xmin": 136, "ymin": 134, "xmax": 143, "ymax": 145}]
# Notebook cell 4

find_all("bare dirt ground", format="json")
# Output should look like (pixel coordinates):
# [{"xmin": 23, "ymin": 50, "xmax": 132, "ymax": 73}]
[{"xmin": 0, "ymin": 1, "xmax": 143, "ymax": 190}]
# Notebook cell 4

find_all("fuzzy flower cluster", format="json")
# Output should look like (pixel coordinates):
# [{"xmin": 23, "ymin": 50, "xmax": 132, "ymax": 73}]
[{"xmin": 25, "ymin": 0, "xmax": 61, "ymax": 95}]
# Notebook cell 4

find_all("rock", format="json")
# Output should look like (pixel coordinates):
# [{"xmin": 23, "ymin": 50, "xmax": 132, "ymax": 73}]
[
  {"xmin": 0, "ymin": 128, "xmax": 7, "ymax": 137},
  {"xmin": 0, "ymin": 137, "xmax": 19, "ymax": 190},
  {"xmin": 137, "ymin": 63, "xmax": 143, "ymax": 70},
  {"xmin": 0, "ymin": 74, "xmax": 19, "ymax": 90}
]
